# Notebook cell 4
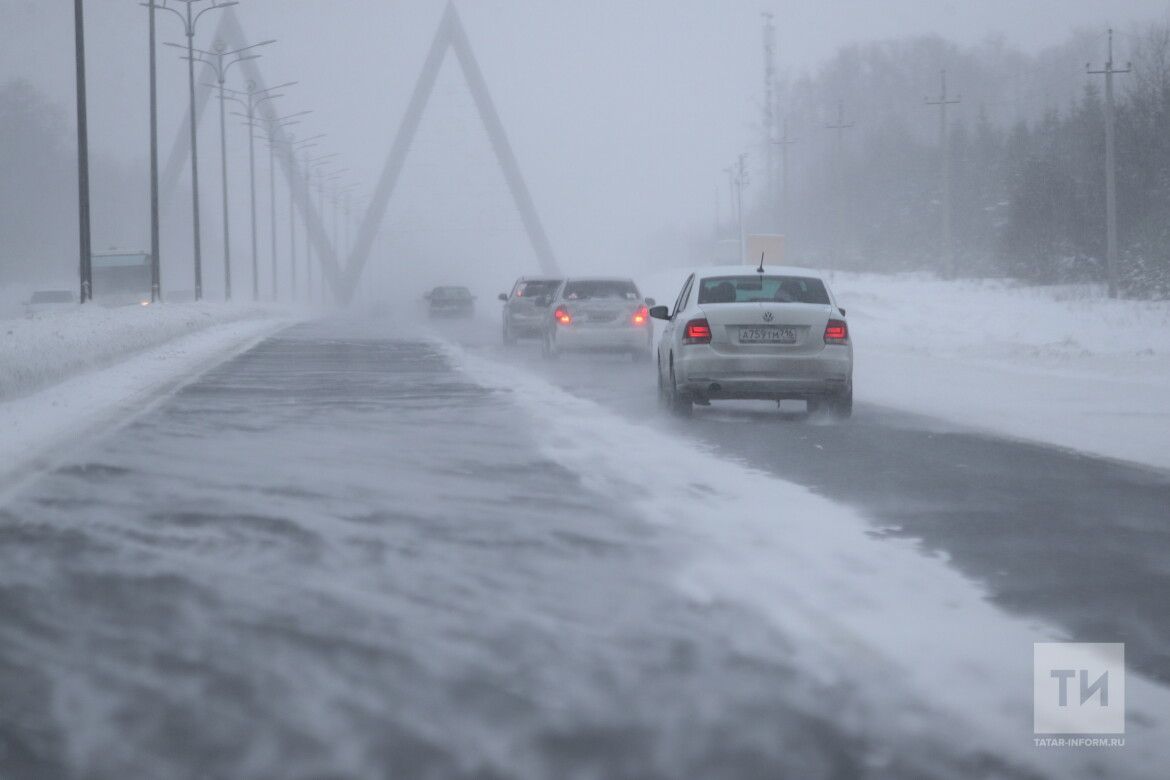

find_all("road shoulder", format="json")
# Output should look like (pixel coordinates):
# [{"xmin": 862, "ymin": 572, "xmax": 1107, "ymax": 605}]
[{"xmin": 0, "ymin": 316, "xmax": 294, "ymax": 498}]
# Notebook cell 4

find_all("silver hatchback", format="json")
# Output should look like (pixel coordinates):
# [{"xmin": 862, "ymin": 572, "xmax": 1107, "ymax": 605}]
[
  {"xmin": 651, "ymin": 266, "xmax": 853, "ymax": 417},
  {"xmin": 499, "ymin": 277, "xmax": 562, "ymax": 343}
]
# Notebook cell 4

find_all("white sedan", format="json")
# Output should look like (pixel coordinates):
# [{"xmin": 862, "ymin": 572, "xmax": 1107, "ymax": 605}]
[
  {"xmin": 541, "ymin": 277, "xmax": 655, "ymax": 361},
  {"xmin": 650, "ymin": 266, "xmax": 853, "ymax": 417}
]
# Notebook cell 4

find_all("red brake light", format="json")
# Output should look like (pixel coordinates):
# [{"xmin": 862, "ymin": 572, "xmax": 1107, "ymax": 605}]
[
  {"xmin": 824, "ymin": 319, "xmax": 848, "ymax": 343},
  {"xmin": 631, "ymin": 306, "xmax": 648, "ymax": 326},
  {"xmin": 684, "ymin": 318, "xmax": 712, "ymax": 344},
  {"xmin": 554, "ymin": 307, "xmax": 572, "ymax": 325}
]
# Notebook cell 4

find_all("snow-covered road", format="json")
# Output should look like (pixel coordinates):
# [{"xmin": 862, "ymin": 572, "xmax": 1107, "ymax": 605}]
[{"xmin": 1, "ymin": 315, "xmax": 1168, "ymax": 779}]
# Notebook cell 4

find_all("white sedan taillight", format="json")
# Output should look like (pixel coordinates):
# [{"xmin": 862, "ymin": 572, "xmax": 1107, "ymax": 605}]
[
  {"xmin": 684, "ymin": 318, "xmax": 712, "ymax": 344},
  {"xmin": 824, "ymin": 319, "xmax": 848, "ymax": 344}
]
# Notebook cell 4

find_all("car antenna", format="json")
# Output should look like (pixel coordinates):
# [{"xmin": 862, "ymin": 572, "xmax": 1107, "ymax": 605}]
[{"xmin": 756, "ymin": 252, "xmax": 766, "ymax": 274}]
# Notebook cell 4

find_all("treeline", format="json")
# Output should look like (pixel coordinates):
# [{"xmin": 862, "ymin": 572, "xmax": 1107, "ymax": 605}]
[
  {"xmin": 0, "ymin": 79, "xmax": 145, "ymax": 285},
  {"xmin": 749, "ymin": 22, "xmax": 1170, "ymax": 297}
]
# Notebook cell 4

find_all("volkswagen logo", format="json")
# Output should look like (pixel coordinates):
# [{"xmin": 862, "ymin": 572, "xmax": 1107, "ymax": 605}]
[{"xmin": 762, "ymin": 311, "xmax": 774, "ymax": 322}]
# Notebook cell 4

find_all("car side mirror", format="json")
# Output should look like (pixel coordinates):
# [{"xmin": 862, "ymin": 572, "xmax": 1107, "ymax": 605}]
[
  {"xmin": 648, "ymin": 305, "xmax": 670, "ymax": 320},
  {"xmin": 644, "ymin": 297, "xmax": 656, "ymax": 306},
  {"xmin": 498, "ymin": 293, "xmax": 508, "ymax": 302},
  {"xmin": 839, "ymin": 307, "xmax": 846, "ymax": 317}
]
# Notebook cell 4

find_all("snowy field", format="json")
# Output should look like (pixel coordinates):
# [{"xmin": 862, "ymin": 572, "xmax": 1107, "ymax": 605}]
[{"xmin": 642, "ymin": 270, "xmax": 1170, "ymax": 472}]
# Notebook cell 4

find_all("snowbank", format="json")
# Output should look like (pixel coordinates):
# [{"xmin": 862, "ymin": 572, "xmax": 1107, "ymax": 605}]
[
  {"xmin": 0, "ymin": 301, "xmax": 290, "ymax": 401},
  {"xmin": 0, "ymin": 310, "xmax": 294, "ymax": 494},
  {"xmin": 638, "ymin": 268, "xmax": 1170, "ymax": 471},
  {"xmin": 832, "ymin": 273, "xmax": 1170, "ymax": 470},
  {"xmin": 446, "ymin": 341, "xmax": 1170, "ymax": 779}
]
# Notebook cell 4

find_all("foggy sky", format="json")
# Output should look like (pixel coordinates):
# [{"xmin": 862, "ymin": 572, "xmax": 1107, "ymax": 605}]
[{"xmin": 2, "ymin": 0, "xmax": 1167, "ymax": 285}]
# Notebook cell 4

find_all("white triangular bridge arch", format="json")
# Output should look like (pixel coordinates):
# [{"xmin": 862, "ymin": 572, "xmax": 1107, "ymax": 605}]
[
  {"xmin": 164, "ymin": 2, "xmax": 560, "ymax": 303},
  {"xmin": 342, "ymin": 1, "xmax": 561, "ymax": 301}
]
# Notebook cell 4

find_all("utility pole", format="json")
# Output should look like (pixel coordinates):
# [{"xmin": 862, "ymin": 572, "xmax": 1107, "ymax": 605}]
[
  {"xmin": 714, "ymin": 184, "xmax": 721, "ymax": 240},
  {"xmin": 762, "ymin": 12, "xmax": 777, "ymax": 223},
  {"xmin": 926, "ymin": 69, "xmax": 960, "ymax": 279},
  {"xmin": 146, "ymin": 0, "xmax": 160, "ymax": 302},
  {"xmin": 73, "ymin": 0, "xmax": 93, "ymax": 303},
  {"xmin": 825, "ymin": 100, "xmax": 854, "ymax": 261},
  {"xmin": 727, "ymin": 153, "xmax": 748, "ymax": 263},
  {"xmin": 1089, "ymin": 29, "xmax": 1131, "ymax": 298},
  {"xmin": 724, "ymin": 165, "xmax": 736, "ymax": 239},
  {"xmin": 771, "ymin": 116, "xmax": 798, "ymax": 232}
]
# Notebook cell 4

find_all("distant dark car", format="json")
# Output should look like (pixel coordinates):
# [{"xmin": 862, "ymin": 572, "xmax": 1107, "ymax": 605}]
[
  {"xmin": 23, "ymin": 290, "xmax": 76, "ymax": 316},
  {"xmin": 425, "ymin": 286, "xmax": 476, "ymax": 318}
]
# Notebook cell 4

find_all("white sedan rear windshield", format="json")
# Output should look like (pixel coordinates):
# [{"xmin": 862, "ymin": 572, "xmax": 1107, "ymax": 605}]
[
  {"xmin": 514, "ymin": 280, "xmax": 560, "ymax": 298},
  {"xmin": 562, "ymin": 280, "xmax": 640, "ymax": 300},
  {"xmin": 697, "ymin": 275, "xmax": 830, "ymax": 305}
]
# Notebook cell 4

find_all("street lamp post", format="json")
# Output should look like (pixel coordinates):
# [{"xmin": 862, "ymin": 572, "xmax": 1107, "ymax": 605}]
[
  {"xmin": 277, "ymin": 134, "xmax": 322, "ymax": 299},
  {"xmin": 276, "ymin": 135, "xmax": 322, "ymax": 301},
  {"xmin": 146, "ymin": 0, "xmax": 160, "ymax": 301},
  {"xmin": 325, "ymin": 174, "xmax": 350, "ymax": 274},
  {"xmin": 151, "ymin": 0, "xmax": 237, "ymax": 301},
  {"xmin": 73, "ymin": 0, "xmax": 93, "ymax": 303},
  {"xmin": 313, "ymin": 162, "xmax": 340, "ymax": 303},
  {"xmin": 263, "ymin": 112, "xmax": 310, "ymax": 300},
  {"xmin": 304, "ymin": 151, "xmax": 338, "ymax": 301},
  {"xmin": 175, "ymin": 38, "xmax": 273, "ymax": 301},
  {"xmin": 224, "ymin": 81, "xmax": 294, "ymax": 300}
]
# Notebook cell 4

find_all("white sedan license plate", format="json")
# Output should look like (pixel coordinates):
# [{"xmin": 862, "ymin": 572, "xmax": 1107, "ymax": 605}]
[{"xmin": 739, "ymin": 326, "xmax": 797, "ymax": 344}]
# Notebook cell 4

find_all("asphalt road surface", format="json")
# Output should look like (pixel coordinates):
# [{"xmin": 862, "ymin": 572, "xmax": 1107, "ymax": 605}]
[{"xmin": 1, "ymin": 315, "xmax": 1167, "ymax": 779}]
